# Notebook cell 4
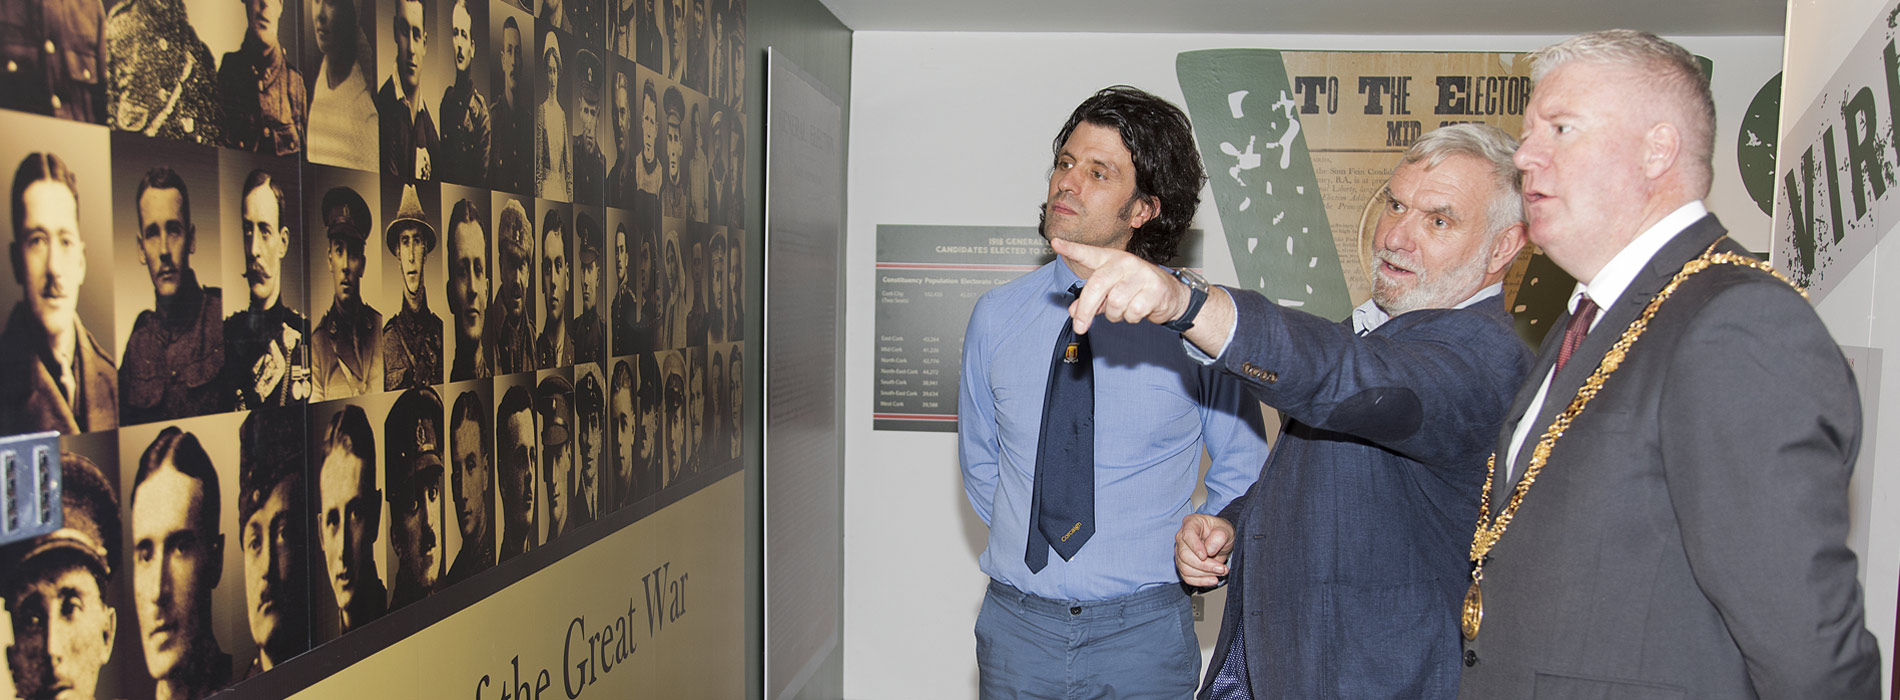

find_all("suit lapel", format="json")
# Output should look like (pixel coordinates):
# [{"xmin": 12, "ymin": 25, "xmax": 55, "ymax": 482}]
[{"xmin": 1495, "ymin": 215, "xmax": 1728, "ymax": 509}]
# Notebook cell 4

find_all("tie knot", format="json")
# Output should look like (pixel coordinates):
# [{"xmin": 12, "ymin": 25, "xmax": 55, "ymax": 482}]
[
  {"xmin": 1573, "ymin": 295, "xmax": 1599, "ymax": 325},
  {"xmin": 1067, "ymin": 281, "xmax": 1085, "ymax": 298}
]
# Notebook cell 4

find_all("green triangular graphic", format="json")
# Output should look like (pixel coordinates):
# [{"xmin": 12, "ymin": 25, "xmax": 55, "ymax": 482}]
[{"xmin": 1177, "ymin": 49, "xmax": 1353, "ymax": 321}]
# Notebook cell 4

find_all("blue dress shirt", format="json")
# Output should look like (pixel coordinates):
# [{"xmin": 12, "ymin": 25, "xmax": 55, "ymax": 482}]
[{"xmin": 959, "ymin": 258, "xmax": 1271, "ymax": 601}]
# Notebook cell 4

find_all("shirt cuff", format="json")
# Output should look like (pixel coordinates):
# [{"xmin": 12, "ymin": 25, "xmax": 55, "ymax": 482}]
[{"xmin": 1180, "ymin": 288, "xmax": 1237, "ymax": 365}]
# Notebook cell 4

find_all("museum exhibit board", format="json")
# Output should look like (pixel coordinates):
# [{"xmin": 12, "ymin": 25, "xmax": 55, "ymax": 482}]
[{"xmin": 0, "ymin": 0, "xmax": 751, "ymax": 694}]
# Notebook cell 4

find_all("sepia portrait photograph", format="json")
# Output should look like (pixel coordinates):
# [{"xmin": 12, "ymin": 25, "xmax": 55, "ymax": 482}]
[
  {"xmin": 0, "ymin": 113, "xmax": 119, "ymax": 436},
  {"xmin": 572, "ymin": 361, "xmax": 605, "ymax": 518},
  {"xmin": 569, "ymin": 46, "xmax": 607, "ymax": 208},
  {"xmin": 491, "ymin": 371, "xmax": 539, "ymax": 562},
  {"xmin": 603, "ymin": 56, "xmax": 641, "ymax": 210},
  {"xmin": 489, "ymin": 192, "xmax": 536, "ymax": 375},
  {"xmin": 609, "ymin": 196, "xmax": 659, "ymax": 356},
  {"xmin": 306, "ymin": 393, "xmax": 391, "ymax": 644},
  {"xmin": 109, "ymin": 134, "xmax": 226, "ymax": 427},
  {"xmin": 533, "ymin": 198, "xmax": 572, "ymax": 369},
  {"xmin": 115, "ymin": 407, "xmax": 312, "ymax": 699},
  {"xmin": 382, "ymin": 385, "xmax": 451, "ymax": 613},
  {"xmin": 571, "ymin": 205, "xmax": 605, "ymax": 364},
  {"xmin": 304, "ymin": 0, "xmax": 380, "ymax": 170},
  {"xmin": 219, "ymin": 150, "xmax": 310, "ymax": 410},
  {"xmin": 444, "ymin": 190, "xmax": 493, "ymax": 381},
  {"xmin": 534, "ymin": 367, "xmax": 579, "ymax": 540},
  {"xmin": 373, "ymin": 0, "xmax": 444, "ymax": 179},
  {"xmin": 487, "ymin": 0, "xmax": 533, "ymax": 195},
  {"xmin": 0, "ymin": 430, "xmax": 126, "ymax": 699},
  {"xmin": 441, "ymin": 378, "xmax": 496, "ymax": 588},
  {"xmin": 725, "ymin": 223, "xmax": 740, "ymax": 340},
  {"xmin": 435, "ymin": 0, "xmax": 493, "ymax": 187},
  {"xmin": 302, "ymin": 164, "xmax": 385, "ymax": 402},
  {"xmin": 532, "ymin": 23, "xmax": 573, "ymax": 203},
  {"xmin": 380, "ymin": 179, "xmax": 446, "ymax": 390}
]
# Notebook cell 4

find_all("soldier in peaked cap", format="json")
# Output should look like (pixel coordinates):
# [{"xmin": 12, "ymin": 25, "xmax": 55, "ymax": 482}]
[
  {"xmin": 1, "ymin": 451, "xmax": 120, "ymax": 700},
  {"xmin": 572, "ymin": 226, "xmax": 603, "ymax": 365},
  {"xmin": 574, "ymin": 370, "xmax": 605, "ymax": 520},
  {"xmin": 571, "ymin": 49, "xmax": 607, "ymax": 207},
  {"xmin": 238, "ymin": 409, "xmax": 309, "ymax": 677},
  {"xmin": 383, "ymin": 184, "xmax": 444, "ymax": 391},
  {"xmin": 312, "ymin": 186, "xmax": 383, "ymax": 400},
  {"xmin": 537, "ymin": 374, "xmax": 582, "ymax": 536},
  {"xmin": 489, "ymin": 199, "xmax": 537, "ymax": 374},
  {"xmin": 387, "ymin": 386, "xmax": 447, "ymax": 610}
]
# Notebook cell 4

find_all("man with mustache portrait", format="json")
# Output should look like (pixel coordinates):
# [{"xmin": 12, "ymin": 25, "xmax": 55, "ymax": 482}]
[
  {"xmin": 0, "ymin": 152, "xmax": 117, "ymax": 435},
  {"xmin": 438, "ymin": 0, "xmax": 491, "ymax": 184},
  {"xmin": 223, "ymin": 169, "xmax": 311, "ymax": 410},
  {"xmin": 120, "ymin": 167, "xmax": 225, "ymax": 425},
  {"xmin": 386, "ymin": 387, "xmax": 448, "ymax": 610}
]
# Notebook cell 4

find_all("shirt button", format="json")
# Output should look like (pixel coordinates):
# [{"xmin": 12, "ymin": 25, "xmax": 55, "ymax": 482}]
[
  {"xmin": 1463, "ymin": 649, "xmax": 1478, "ymax": 667},
  {"xmin": 1069, "ymin": 606, "xmax": 1081, "ymax": 615}
]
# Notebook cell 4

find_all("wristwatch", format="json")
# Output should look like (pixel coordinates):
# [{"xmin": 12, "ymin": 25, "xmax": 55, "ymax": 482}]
[{"xmin": 1162, "ymin": 267, "xmax": 1210, "ymax": 333}]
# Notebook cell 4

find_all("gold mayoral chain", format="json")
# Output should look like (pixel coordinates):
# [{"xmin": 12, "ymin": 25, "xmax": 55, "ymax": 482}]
[{"xmin": 1460, "ymin": 239, "xmax": 1802, "ymax": 642}]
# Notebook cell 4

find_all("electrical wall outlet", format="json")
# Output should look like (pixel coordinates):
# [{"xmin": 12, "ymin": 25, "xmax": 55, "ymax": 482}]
[{"xmin": 0, "ymin": 431, "xmax": 61, "ymax": 547}]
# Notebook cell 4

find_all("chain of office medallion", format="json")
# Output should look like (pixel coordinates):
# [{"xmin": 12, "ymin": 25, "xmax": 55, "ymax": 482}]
[{"xmin": 1468, "ymin": 240, "xmax": 1803, "ymax": 564}]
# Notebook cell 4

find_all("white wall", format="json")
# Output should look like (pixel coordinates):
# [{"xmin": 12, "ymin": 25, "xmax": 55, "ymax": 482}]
[
  {"xmin": 843, "ymin": 30, "xmax": 1784, "ymax": 700},
  {"xmin": 1780, "ymin": 0, "xmax": 1900, "ymax": 695}
]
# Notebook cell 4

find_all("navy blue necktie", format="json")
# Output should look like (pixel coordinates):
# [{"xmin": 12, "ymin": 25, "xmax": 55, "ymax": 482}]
[{"xmin": 1026, "ymin": 282, "xmax": 1095, "ymax": 573}]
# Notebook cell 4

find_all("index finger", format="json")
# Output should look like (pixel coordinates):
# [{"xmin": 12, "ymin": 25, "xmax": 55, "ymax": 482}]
[
  {"xmin": 1069, "ymin": 275, "xmax": 1110, "ymax": 334},
  {"xmin": 1050, "ymin": 237, "xmax": 1117, "ymax": 273}
]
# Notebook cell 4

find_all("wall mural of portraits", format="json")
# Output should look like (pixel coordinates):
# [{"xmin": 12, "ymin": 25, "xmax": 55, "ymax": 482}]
[{"xmin": 0, "ymin": 0, "xmax": 745, "ymax": 692}]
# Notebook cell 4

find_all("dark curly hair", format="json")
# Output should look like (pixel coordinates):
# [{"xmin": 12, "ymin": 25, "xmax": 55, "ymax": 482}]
[{"xmin": 1048, "ymin": 86, "xmax": 1205, "ymax": 265}]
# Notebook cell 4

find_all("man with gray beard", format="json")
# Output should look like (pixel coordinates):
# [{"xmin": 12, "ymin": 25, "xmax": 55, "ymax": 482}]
[{"xmin": 1062, "ymin": 124, "xmax": 1535, "ymax": 700}]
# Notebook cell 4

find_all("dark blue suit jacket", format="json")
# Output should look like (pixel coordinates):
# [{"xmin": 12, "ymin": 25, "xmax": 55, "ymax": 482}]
[{"xmin": 1199, "ymin": 288, "xmax": 1531, "ymax": 700}]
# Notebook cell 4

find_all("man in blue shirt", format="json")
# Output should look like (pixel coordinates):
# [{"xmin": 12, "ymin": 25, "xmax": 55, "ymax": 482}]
[
  {"xmin": 1055, "ymin": 124, "xmax": 1535, "ymax": 699},
  {"xmin": 958, "ymin": 85, "xmax": 1271, "ymax": 699}
]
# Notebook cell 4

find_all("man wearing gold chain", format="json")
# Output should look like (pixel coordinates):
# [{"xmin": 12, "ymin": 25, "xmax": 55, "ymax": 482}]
[
  {"xmin": 1460, "ymin": 30, "xmax": 1878, "ymax": 698},
  {"xmin": 1053, "ymin": 121, "xmax": 1533, "ymax": 700}
]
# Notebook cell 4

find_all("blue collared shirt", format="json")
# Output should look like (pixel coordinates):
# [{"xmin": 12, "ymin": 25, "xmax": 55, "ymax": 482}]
[{"xmin": 959, "ymin": 259, "xmax": 1271, "ymax": 601}]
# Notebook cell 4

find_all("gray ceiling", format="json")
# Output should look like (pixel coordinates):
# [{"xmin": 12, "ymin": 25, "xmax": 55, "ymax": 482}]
[{"xmin": 814, "ymin": 0, "xmax": 1788, "ymax": 36}]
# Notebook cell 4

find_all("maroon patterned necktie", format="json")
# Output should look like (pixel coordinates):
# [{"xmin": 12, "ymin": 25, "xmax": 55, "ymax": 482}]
[{"xmin": 1555, "ymin": 295, "xmax": 1599, "ymax": 374}]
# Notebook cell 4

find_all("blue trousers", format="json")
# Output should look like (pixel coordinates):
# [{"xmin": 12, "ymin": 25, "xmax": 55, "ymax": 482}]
[{"xmin": 975, "ymin": 579, "xmax": 1199, "ymax": 700}]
